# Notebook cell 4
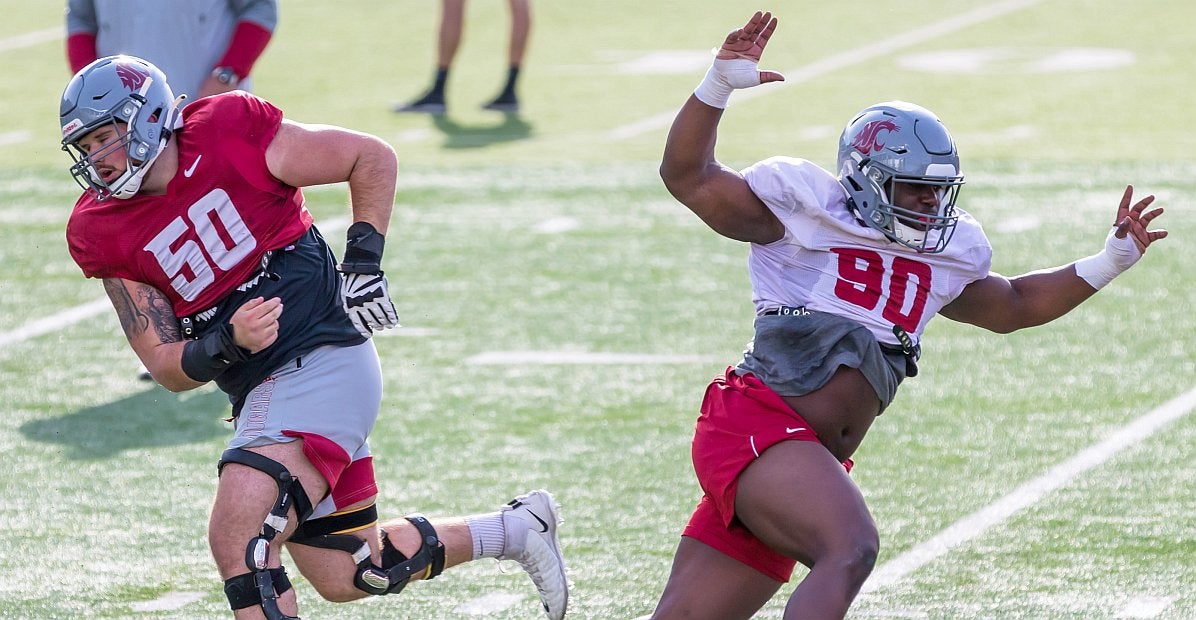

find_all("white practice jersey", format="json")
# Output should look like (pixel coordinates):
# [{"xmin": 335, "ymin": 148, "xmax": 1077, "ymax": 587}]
[{"xmin": 742, "ymin": 156, "xmax": 993, "ymax": 349}]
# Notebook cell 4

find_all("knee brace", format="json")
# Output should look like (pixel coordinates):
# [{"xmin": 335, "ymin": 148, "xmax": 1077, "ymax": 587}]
[
  {"xmin": 289, "ymin": 510, "xmax": 446, "ymax": 596},
  {"xmin": 217, "ymin": 448, "xmax": 314, "ymax": 620},
  {"xmin": 223, "ymin": 567, "xmax": 293, "ymax": 610}
]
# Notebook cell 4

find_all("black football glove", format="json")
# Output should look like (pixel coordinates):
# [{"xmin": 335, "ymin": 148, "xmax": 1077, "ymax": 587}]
[{"xmin": 339, "ymin": 222, "xmax": 399, "ymax": 338}]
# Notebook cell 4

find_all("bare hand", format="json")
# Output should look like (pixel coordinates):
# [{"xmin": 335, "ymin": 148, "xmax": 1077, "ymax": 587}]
[
  {"xmin": 716, "ymin": 11, "xmax": 784, "ymax": 84},
  {"xmin": 230, "ymin": 297, "xmax": 283, "ymax": 354},
  {"xmin": 1112, "ymin": 184, "xmax": 1167, "ymax": 253}
]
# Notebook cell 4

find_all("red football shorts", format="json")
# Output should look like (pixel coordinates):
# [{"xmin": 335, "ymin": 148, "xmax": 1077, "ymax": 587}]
[
  {"xmin": 284, "ymin": 430, "xmax": 378, "ymax": 509},
  {"xmin": 682, "ymin": 367, "xmax": 851, "ymax": 583}
]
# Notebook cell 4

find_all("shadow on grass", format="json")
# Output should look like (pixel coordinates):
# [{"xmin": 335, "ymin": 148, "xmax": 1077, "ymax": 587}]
[
  {"xmin": 20, "ymin": 385, "xmax": 229, "ymax": 460},
  {"xmin": 431, "ymin": 112, "xmax": 534, "ymax": 149}
]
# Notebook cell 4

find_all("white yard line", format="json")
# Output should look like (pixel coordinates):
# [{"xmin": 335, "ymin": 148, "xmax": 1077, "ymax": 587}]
[
  {"xmin": 0, "ymin": 218, "xmax": 351, "ymax": 353},
  {"xmin": 607, "ymin": 0, "xmax": 1049, "ymax": 141},
  {"xmin": 0, "ymin": 297, "xmax": 111, "ymax": 350},
  {"xmin": 0, "ymin": 27, "xmax": 62, "ymax": 54},
  {"xmin": 861, "ymin": 385, "xmax": 1196, "ymax": 595},
  {"xmin": 452, "ymin": 592, "xmax": 525, "ymax": 615},
  {"xmin": 129, "ymin": 591, "xmax": 205, "ymax": 612},
  {"xmin": 1116, "ymin": 596, "xmax": 1175, "ymax": 619},
  {"xmin": 465, "ymin": 351, "xmax": 719, "ymax": 365}
]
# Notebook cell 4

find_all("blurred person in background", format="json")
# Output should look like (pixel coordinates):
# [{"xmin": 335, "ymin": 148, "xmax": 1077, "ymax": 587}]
[
  {"xmin": 394, "ymin": 0, "xmax": 531, "ymax": 114},
  {"xmin": 66, "ymin": 0, "xmax": 278, "ymax": 102}
]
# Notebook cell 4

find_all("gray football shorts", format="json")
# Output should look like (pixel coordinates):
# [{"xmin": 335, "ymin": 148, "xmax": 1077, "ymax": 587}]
[{"xmin": 229, "ymin": 340, "xmax": 382, "ymax": 516}]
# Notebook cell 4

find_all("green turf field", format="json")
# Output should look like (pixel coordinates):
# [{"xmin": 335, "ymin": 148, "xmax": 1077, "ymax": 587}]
[{"xmin": 1, "ymin": 1, "xmax": 1193, "ymax": 618}]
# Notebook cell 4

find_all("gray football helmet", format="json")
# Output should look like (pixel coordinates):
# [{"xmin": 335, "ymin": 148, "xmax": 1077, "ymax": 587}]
[
  {"xmin": 836, "ymin": 101, "xmax": 964, "ymax": 253},
  {"xmin": 60, "ymin": 55, "xmax": 181, "ymax": 200}
]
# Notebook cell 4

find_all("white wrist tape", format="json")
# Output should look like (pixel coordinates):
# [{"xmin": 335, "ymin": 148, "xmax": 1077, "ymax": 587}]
[
  {"xmin": 1073, "ymin": 227, "xmax": 1142, "ymax": 290},
  {"xmin": 693, "ymin": 58, "xmax": 763, "ymax": 109}
]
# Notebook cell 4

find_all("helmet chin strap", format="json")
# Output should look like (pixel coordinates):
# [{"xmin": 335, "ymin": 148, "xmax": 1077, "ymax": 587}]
[
  {"xmin": 110, "ymin": 94, "xmax": 185, "ymax": 200},
  {"xmin": 892, "ymin": 221, "xmax": 927, "ymax": 247}
]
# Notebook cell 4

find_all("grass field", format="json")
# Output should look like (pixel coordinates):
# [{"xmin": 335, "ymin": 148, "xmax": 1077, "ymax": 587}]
[{"xmin": 1, "ymin": 1, "xmax": 1193, "ymax": 618}]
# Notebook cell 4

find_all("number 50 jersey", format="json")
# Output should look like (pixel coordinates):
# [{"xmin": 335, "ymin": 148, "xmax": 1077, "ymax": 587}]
[
  {"xmin": 742, "ymin": 157, "xmax": 993, "ymax": 349},
  {"xmin": 66, "ymin": 91, "xmax": 313, "ymax": 318}
]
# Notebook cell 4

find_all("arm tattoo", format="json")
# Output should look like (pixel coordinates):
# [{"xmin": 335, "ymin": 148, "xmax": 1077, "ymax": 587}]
[
  {"xmin": 104, "ymin": 278, "xmax": 149, "ymax": 338},
  {"xmin": 139, "ymin": 285, "xmax": 182, "ymax": 344},
  {"xmin": 103, "ymin": 279, "xmax": 182, "ymax": 344}
]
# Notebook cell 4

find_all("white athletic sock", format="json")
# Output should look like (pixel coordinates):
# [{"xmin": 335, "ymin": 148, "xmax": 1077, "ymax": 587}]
[{"xmin": 465, "ymin": 512, "xmax": 507, "ymax": 560}]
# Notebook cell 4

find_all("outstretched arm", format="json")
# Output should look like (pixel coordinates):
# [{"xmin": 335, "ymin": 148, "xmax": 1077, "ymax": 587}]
[
  {"xmin": 660, "ymin": 11, "xmax": 786, "ymax": 244},
  {"xmin": 941, "ymin": 185, "xmax": 1167, "ymax": 332}
]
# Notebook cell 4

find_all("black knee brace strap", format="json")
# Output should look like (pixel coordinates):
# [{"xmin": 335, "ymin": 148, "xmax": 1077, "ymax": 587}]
[
  {"xmin": 288, "ymin": 512, "xmax": 446, "ymax": 596},
  {"xmin": 217, "ymin": 448, "xmax": 314, "ymax": 620},
  {"xmin": 377, "ymin": 514, "xmax": 447, "ymax": 594},
  {"xmin": 224, "ymin": 567, "xmax": 293, "ymax": 610}
]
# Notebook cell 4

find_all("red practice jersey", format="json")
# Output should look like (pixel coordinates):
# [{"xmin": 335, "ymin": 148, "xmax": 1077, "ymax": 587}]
[{"xmin": 66, "ymin": 91, "xmax": 313, "ymax": 317}]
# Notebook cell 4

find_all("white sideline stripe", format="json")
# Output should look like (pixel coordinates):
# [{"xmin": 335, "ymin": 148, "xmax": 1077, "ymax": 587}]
[
  {"xmin": 0, "ymin": 219, "xmax": 353, "ymax": 353},
  {"xmin": 0, "ymin": 27, "xmax": 63, "ymax": 54},
  {"xmin": 606, "ymin": 0, "xmax": 1047, "ymax": 141},
  {"xmin": 0, "ymin": 297, "xmax": 111, "ymax": 350},
  {"xmin": 860, "ymin": 384, "xmax": 1196, "ymax": 595}
]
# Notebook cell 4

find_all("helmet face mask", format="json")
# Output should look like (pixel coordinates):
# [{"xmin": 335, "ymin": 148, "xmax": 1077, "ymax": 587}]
[
  {"xmin": 837, "ymin": 101, "xmax": 965, "ymax": 253},
  {"xmin": 59, "ymin": 55, "xmax": 179, "ymax": 200},
  {"xmin": 63, "ymin": 120, "xmax": 136, "ymax": 191}
]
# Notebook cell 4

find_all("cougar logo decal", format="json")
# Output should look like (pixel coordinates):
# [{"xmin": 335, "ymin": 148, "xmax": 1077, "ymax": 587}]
[
  {"xmin": 116, "ymin": 64, "xmax": 149, "ymax": 92},
  {"xmin": 851, "ymin": 120, "xmax": 899, "ymax": 156}
]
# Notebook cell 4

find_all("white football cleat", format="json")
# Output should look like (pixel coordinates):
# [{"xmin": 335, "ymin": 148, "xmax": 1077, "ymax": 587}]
[{"xmin": 499, "ymin": 490, "xmax": 569, "ymax": 620}]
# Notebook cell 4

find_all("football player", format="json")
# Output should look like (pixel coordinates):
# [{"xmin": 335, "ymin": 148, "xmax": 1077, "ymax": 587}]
[
  {"xmin": 650, "ymin": 11, "xmax": 1167, "ymax": 620},
  {"xmin": 61, "ymin": 55, "xmax": 568, "ymax": 620}
]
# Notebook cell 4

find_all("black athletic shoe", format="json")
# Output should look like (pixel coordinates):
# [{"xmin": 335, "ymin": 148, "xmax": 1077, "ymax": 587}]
[
  {"xmin": 394, "ymin": 92, "xmax": 446, "ymax": 114},
  {"xmin": 482, "ymin": 94, "xmax": 519, "ymax": 112}
]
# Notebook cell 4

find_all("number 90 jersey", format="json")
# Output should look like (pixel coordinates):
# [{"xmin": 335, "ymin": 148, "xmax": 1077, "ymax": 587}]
[
  {"xmin": 66, "ymin": 92, "xmax": 313, "ymax": 317},
  {"xmin": 742, "ymin": 157, "xmax": 992, "ymax": 348}
]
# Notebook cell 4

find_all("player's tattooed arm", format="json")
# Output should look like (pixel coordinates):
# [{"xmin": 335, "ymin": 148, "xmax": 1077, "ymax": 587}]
[
  {"xmin": 102, "ymin": 278, "xmax": 202, "ymax": 391},
  {"xmin": 103, "ymin": 278, "xmax": 181, "ymax": 344}
]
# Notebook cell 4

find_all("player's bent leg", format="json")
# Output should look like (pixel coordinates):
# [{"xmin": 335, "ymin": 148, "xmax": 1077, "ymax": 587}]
[
  {"xmin": 284, "ymin": 499, "xmax": 383, "ymax": 603},
  {"xmin": 652, "ymin": 536, "xmax": 783, "ymax": 620},
  {"xmin": 370, "ymin": 490, "xmax": 570, "ymax": 619},
  {"xmin": 291, "ymin": 490, "xmax": 569, "ymax": 619},
  {"xmin": 735, "ymin": 440, "xmax": 879, "ymax": 620},
  {"xmin": 210, "ymin": 440, "xmax": 329, "ymax": 619},
  {"xmin": 288, "ymin": 506, "xmax": 451, "ymax": 602}
]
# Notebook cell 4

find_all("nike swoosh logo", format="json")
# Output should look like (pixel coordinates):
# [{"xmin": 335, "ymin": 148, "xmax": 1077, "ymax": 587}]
[
  {"xmin": 525, "ymin": 509, "xmax": 550, "ymax": 533},
  {"xmin": 183, "ymin": 155, "xmax": 202, "ymax": 177},
  {"xmin": 785, "ymin": 427, "xmax": 806, "ymax": 433}
]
